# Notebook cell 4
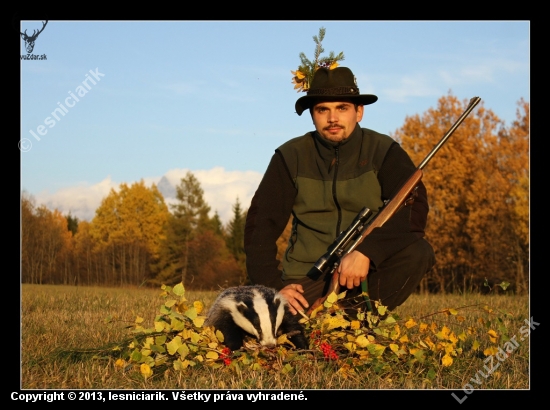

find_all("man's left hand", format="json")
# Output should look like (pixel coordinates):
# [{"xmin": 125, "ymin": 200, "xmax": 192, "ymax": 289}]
[{"xmin": 338, "ymin": 250, "xmax": 370, "ymax": 289}]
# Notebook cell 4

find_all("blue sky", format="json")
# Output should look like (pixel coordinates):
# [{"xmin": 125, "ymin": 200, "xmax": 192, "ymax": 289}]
[{"xmin": 20, "ymin": 21, "xmax": 530, "ymax": 224}]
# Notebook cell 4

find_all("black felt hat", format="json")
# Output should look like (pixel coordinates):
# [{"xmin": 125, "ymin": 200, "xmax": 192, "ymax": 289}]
[{"xmin": 295, "ymin": 67, "xmax": 378, "ymax": 116}]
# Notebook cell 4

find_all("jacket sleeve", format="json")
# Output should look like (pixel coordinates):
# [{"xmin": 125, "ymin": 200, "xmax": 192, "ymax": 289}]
[
  {"xmin": 355, "ymin": 143, "xmax": 429, "ymax": 267},
  {"xmin": 244, "ymin": 151, "xmax": 297, "ymax": 290}
]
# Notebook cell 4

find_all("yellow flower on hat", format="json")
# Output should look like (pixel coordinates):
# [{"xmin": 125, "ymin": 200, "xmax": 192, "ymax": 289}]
[{"xmin": 291, "ymin": 69, "xmax": 309, "ymax": 92}]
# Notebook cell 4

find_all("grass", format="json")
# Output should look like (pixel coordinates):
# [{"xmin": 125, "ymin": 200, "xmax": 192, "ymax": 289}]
[{"xmin": 20, "ymin": 284, "xmax": 529, "ymax": 390}]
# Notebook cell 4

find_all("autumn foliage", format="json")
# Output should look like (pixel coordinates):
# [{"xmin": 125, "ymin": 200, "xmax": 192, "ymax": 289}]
[{"xmin": 393, "ymin": 94, "xmax": 529, "ymax": 294}]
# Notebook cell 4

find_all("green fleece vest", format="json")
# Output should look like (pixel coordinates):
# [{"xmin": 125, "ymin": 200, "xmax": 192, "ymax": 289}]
[{"xmin": 276, "ymin": 126, "xmax": 395, "ymax": 280}]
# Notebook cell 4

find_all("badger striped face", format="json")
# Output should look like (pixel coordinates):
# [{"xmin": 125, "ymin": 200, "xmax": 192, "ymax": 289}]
[{"xmin": 221, "ymin": 287, "xmax": 286, "ymax": 348}]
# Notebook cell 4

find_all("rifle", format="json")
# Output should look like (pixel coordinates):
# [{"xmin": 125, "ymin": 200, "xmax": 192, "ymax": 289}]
[{"xmin": 306, "ymin": 96, "xmax": 481, "ymax": 311}]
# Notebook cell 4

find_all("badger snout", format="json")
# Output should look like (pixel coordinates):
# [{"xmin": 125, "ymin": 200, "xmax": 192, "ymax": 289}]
[{"xmin": 260, "ymin": 335, "xmax": 278, "ymax": 348}]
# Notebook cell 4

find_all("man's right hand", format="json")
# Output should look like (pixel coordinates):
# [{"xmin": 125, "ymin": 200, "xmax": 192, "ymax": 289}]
[{"xmin": 279, "ymin": 284, "xmax": 309, "ymax": 315}]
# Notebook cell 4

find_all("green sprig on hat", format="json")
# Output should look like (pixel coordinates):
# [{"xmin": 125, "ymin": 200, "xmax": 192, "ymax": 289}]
[{"xmin": 291, "ymin": 27, "xmax": 345, "ymax": 93}]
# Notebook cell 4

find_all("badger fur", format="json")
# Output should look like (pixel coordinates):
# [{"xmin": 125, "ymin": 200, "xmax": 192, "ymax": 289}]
[{"xmin": 204, "ymin": 285, "xmax": 307, "ymax": 350}]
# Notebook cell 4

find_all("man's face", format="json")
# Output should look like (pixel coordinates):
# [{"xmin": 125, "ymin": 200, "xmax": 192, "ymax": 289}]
[{"xmin": 311, "ymin": 101, "xmax": 364, "ymax": 143}]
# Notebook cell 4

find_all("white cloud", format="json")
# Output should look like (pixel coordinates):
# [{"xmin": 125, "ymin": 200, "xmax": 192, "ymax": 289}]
[
  {"xmin": 33, "ymin": 176, "xmax": 118, "ymax": 222},
  {"xmin": 31, "ymin": 168, "xmax": 263, "ymax": 226},
  {"xmin": 163, "ymin": 167, "xmax": 263, "ymax": 224}
]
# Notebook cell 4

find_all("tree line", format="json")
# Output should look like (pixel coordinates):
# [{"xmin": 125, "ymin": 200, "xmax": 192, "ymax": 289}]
[
  {"xmin": 20, "ymin": 94, "xmax": 529, "ymax": 294},
  {"xmin": 21, "ymin": 172, "xmax": 248, "ymax": 290}
]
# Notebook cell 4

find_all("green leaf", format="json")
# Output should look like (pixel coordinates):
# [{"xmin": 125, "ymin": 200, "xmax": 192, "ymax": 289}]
[
  {"xmin": 177, "ymin": 343, "xmax": 189, "ymax": 358},
  {"xmin": 166, "ymin": 336, "xmax": 183, "ymax": 355},
  {"xmin": 173, "ymin": 283, "xmax": 185, "ymax": 296},
  {"xmin": 170, "ymin": 317, "xmax": 185, "ymax": 331},
  {"xmin": 130, "ymin": 349, "xmax": 142, "ymax": 362},
  {"xmin": 366, "ymin": 343, "xmax": 386, "ymax": 357},
  {"xmin": 185, "ymin": 307, "xmax": 198, "ymax": 320},
  {"xmin": 499, "ymin": 281, "xmax": 510, "ymax": 290}
]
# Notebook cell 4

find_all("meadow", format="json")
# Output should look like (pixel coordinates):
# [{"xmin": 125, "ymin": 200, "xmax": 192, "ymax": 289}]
[{"xmin": 21, "ymin": 284, "xmax": 530, "ymax": 391}]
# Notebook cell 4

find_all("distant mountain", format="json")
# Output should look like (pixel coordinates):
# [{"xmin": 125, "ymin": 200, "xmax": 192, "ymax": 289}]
[{"xmin": 157, "ymin": 175, "xmax": 176, "ymax": 199}]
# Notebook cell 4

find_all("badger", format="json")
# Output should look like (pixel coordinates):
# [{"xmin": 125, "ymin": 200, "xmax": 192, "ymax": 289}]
[{"xmin": 204, "ymin": 285, "xmax": 308, "ymax": 350}]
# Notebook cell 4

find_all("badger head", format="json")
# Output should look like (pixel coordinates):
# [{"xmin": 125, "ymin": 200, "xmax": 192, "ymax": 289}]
[{"xmin": 224, "ymin": 286, "xmax": 286, "ymax": 348}]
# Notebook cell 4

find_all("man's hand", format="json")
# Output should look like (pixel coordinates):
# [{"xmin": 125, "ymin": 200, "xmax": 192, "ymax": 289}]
[
  {"xmin": 338, "ymin": 250, "xmax": 370, "ymax": 289},
  {"xmin": 279, "ymin": 284, "xmax": 309, "ymax": 315}
]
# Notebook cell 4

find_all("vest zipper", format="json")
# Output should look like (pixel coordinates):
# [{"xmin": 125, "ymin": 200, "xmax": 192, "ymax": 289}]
[{"xmin": 332, "ymin": 146, "xmax": 342, "ymax": 235}]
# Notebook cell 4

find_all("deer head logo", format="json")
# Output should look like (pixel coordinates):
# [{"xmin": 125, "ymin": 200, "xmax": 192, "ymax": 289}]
[{"xmin": 20, "ymin": 20, "xmax": 48, "ymax": 54}]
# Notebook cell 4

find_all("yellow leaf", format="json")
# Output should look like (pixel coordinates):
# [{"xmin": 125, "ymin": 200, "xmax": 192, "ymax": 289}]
[
  {"xmin": 458, "ymin": 332, "xmax": 467, "ymax": 342},
  {"xmin": 190, "ymin": 331, "xmax": 201, "ymax": 344},
  {"xmin": 419, "ymin": 323, "xmax": 428, "ymax": 332},
  {"xmin": 399, "ymin": 335, "xmax": 409, "ymax": 343},
  {"xmin": 405, "ymin": 318, "xmax": 417, "ymax": 328},
  {"xmin": 390, "ymin": 343, "xmax": 399, "ymax": 352},
  {"xmin": 484, "ymin": 346, "xmax": 498, "ymax": 356},
  {"xmin": 351, "ymin": 320, "xmax": 360, "ymax": 330},
  {"xmin": 322, "ymin": 316, "xmax": 350, "ymax": 331},
  {"xmin": 206, "ymin": 351, "xmax": 219, "ymax": 360},
  {"xmin": 448, "ymin": 308, "xmax": 458, "ymax": 315},
  {"xmin": 193, "ymin": 317, "xmax": 205, "ymax": 328},
  {"xmin": 140, "ymin": 363, "xmax": 153, "ymax": 379},
  {"xmin": 329, "ymin": 61, "xmax": 339, "ymax": 70},
  {"xmin": 135, "ymin": 316, "xmax": 144, "ymax": 324},
  {"xmin": 424, "ymin": 336, "xmax": 435, "ymax": 350},
  {"xmin": 441, "ymin": 354, "xmax": 453, "ymax": 367},
  {"xmin": 115, "ymin": 359, "xmax": 125, "ymax": 368},
  {"xmin": 326, "ymin": 292, "xmax": 338, "ymax": 304},
  {"xmin": 449, "ymin": 332, "xmax": 458, "ymax": 344},
  {"xmin": 472, "ymin": 340, "xmax": 480, "ymax": 351},
  {"xmin": 193, "ymin": 301, "xmax": 204, "ymax": 314},
  {"xmin": 355, "ymin": 335, "xmax": 370, "ymax": 347},
  {"xmin": 487, "ymin": 329, "xmax": 498, "ymax": 343}
]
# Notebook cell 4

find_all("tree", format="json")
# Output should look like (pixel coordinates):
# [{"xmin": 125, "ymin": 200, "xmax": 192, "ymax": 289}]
[
  {"xmin": 89, "ymin": 180, "xmax": 169, "ymax": 286},
  {"xmin": 225, "ymin": 197, "xmax": 248, "ymax": 284},
  {"xmin": 155, "ymin": 171, "xmax": 214, "ymax": 286},
  {"xmin": 395, "ymin": 93, "xmax": 529, "ymax": 293}
]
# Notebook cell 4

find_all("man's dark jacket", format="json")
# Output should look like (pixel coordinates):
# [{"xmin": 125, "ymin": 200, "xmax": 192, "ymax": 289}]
[{"xmin": 244, "ymin": 124, "xmax": 428, "ymax": 290}]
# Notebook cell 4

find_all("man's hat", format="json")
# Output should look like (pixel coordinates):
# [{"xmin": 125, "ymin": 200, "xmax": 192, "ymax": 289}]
[{"xmin": 295, "ymin": 67, "xmax": 378, "ymax": 116}]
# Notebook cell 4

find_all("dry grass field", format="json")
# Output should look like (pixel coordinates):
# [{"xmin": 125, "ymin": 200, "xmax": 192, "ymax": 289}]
[{"xmin": 20, "ymin": 284, "xmax": 530, "ymax": 391}]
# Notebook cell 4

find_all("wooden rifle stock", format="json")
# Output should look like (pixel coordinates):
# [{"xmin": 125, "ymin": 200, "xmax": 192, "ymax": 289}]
[{"xmin": 307, "ymin": 97, "xmax": 481, "ymax": 313}]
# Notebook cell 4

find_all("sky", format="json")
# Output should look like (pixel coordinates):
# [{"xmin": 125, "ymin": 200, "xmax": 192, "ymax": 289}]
[{"xmin": 20, "ymin": 21, "xmax": 530, "ymax": 225}]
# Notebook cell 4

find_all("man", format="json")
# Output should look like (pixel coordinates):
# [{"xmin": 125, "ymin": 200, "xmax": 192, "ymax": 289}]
[{"xmin": 244, "ymin": 67, "xmax": 435, "ymax": 315}]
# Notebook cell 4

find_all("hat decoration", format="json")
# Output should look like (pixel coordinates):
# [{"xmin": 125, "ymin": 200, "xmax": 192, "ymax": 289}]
[{"xmin": 291, "ymin": 27, "xmax": 345, "ymax": 93}]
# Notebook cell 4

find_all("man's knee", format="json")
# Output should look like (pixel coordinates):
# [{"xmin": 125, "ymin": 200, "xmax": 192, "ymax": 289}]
[{"xmin": 367, "ymin": 239, "xmax": 435, "ymax": 310}]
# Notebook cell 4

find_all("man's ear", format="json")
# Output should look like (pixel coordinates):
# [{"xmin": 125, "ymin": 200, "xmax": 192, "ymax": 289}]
[{"xmin": 356, "ymin": 105, "xmax": 364, "ymax": 122}]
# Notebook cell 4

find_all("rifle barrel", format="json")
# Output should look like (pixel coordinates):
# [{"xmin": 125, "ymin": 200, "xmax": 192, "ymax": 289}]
[{"xmin": 417, "ymin": 97, "xmax": 481, "ymax": 170}]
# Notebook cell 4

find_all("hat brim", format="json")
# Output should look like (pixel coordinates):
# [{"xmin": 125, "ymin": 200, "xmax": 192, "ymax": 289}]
[{"xmin": 295, "ymin": 94, "xmax": 378, "ymax": 116}]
